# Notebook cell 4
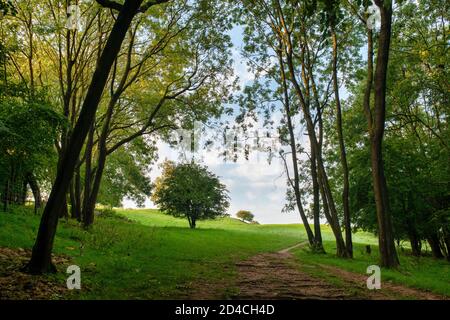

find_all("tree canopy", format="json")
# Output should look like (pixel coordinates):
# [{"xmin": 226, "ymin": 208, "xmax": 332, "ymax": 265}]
[
  {"xmin": 0, "ymin": 0, "xmax": 448, "ymax": 275},
  {"xmin": 236, "ymin": 210, "xmax": 255, "ymax": 223},
  {"xmin": 151, "ymin": 161, "xmax": 230, "ymax": 228}
]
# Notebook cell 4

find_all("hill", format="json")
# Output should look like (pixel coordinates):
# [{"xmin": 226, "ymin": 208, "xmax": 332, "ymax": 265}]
[{"xmin": 0, "ymin": 206, "xmax": 448, "ymax": 299}]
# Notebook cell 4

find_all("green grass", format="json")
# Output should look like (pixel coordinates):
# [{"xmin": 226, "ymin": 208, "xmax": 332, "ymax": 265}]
[
  {"xmin": 0, "ymin": 206, "xmax": 306, "ymax": 299},
  {"xmin": 0, "ymin": 206, "xmax": 448, "ymax": 299},
  {"xmin": 291, "ymin": 241, "xmax": 450, "ymax": 296}
]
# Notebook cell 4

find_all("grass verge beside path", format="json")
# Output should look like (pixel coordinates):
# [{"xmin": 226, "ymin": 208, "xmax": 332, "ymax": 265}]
[
  {"xmin": 0, "ymin": 206, "xmax": 304, "ymax": 299},
  {"xmin": 291, "ymin": 241, "xmax": 450, "ymax": 297},
  {"xmin": 0, "ymin": 206, "xmax": 448, "ymax": 299}
]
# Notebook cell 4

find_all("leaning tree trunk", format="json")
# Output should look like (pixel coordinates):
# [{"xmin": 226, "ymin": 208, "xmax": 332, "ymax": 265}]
[
  {"xmin": 278, "ymin": 49, "xmax": 315, "ymax": 246},
  {"xmin": 24, "ymin": 0, "xmax": 144, "ymax": 274},
  {"xmin": 284, "ymin": 44, "xmax": 346, "ymax": 257},
  {"xmin": 315, "ymin": 145, "xmax": 348, "ymax": 257},
  {"xmin": 83, "ymin": 148, "xmax": 107, "ymax": 228},
  {"xmin": 287, "ymin": 113, "xmax": 315, "ymax": 246},
  {"xmin": 371, "ymin": 0, "xmax": 399, "ymax": 268},
  {"xmin": 331, "ymin": 26, "xmax": 352, "ymax": 258},
  {"xmin": 83, "ymin": 95, "xmax": 117, "ymax": 228},
  {"xmin": 316, "ymin": 103, "xmax": 348, "ymax": 257},
  {"xmin": 278, "ymin": 4, "xmax": 345, "ymax": 257}
]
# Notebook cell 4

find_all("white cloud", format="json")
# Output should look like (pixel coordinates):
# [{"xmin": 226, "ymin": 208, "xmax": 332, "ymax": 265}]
[{"xmin": 232, "ymin": 47, "xmax": 255, "ymax": 88}]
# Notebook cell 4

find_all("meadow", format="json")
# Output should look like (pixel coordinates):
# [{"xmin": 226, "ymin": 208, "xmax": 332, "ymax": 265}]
[{"xmin": 0, "ymin": 206, "xmax": 448, "ymax": 299}]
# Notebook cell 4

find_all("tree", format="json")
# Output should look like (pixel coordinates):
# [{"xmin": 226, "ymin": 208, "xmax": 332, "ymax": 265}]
[
  {"xmin": 324, "ymin": 0, "xmax": 353, "ymax": 258},
  {"xmin": 0, "ymin": 90, "xmax": 63, "ymax": 213},
  {"xmin": 0, "ymin": 9, "xmax": 63, "ymax": 214},
  {"xmin": 342, "ymin": 0, "xmax": 449, "ymax": 261},
  {"xmin": 236, "ymin": 0, "xmax": 322, "ymax": 251},
  {"xmin": 24, "ymin": 0, "xmax": 170, "ymax": 274},
  {"xmin": 80, "ymin": 0, "xmax": 235, "ymax": 227},
  {"xmin": 356, "ymin": 0, "xmax": 398, "ymax": 268},
  {"xmin": 151, "ymin": 161, "xmax": 230, "ymax": 229},
  {"xmin": 238, "ymin": 0, "xmax": 349, "ymax": 256},
  {"xmin": 236, "ymin": 210, "xmax": 254, "ymax": 223}
]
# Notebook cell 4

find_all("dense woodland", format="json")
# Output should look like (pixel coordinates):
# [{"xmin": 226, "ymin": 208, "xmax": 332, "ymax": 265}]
[{"xmin": 0, "ymin": 0, "xmax": 448, "ymax": 276}]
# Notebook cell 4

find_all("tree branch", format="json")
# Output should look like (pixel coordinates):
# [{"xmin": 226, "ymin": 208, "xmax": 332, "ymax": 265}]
[{"xmin": 95, "ymin": 0, "xmax": 123, "ymax": 11}]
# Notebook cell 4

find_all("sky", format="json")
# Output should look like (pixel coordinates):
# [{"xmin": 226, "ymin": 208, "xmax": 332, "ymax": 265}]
[{"xmin": 123, "ymin": 26, "xmax": 313, "ymax": 225}]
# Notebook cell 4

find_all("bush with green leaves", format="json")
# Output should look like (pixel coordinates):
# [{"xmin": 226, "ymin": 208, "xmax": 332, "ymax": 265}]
[{"xmin": 236, "ymin": 210, "xmax": 254, "ymax": 223}]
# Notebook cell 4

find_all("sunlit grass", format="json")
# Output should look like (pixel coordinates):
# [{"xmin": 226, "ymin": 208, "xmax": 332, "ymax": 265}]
[
  {"xmin": 1, "ymin": 206, "xmax": 447, "ymax": 299},
  {"xmin": 292, "ymin": 241, "xmax": 450, "ymax": 296}
]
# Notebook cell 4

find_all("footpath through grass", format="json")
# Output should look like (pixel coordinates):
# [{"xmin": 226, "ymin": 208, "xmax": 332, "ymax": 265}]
[
  {"xmin": 0, "ymin": 206, "xmax": 305, "ymax": 299},
  {"xmin": 0, "ymin": 206, "xmax": 448, "ymax": 298}
]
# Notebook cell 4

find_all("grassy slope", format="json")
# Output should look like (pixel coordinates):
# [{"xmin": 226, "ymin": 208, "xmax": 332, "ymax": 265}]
[
  {"xmin": 0, "ymin": 206, "xmax": 448, "ymax": 298},
  {"xmin": 292, "ymin": 241, "xmax": 450, "ymax": 296},
  {"xmin": 0, "ymin": 206, "xmax": 305, "ymax": 299}
]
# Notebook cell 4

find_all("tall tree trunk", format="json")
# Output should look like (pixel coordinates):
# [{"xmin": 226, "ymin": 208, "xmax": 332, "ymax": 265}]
[
  {"xmin": 278, "ymin": 47, "xmax": 315, "ymax": 246},
  {"xmin": 83, "ymin": 150, "xmax": 107, "ymax": 228},
  {"xmin": 371, "ymin": 0, "xmax": 399, "ymax": 268},
  {"xmin": 316, "ymin": 145, "xmax": 347, "ymax": 257},
  {"xmin": 74, "ymin": 166, "xmax": 82, "ymax": 221},
  {"xmin": 82, "ymin": 123, "xmax": 95, "ymax": 227},
  {"xmin": 26, "ymin": 172, "xmax": 41, "ymax": 214},
  {"xmin": 24, "ymin": 0, "xmax": 144, "ymax": 274},
  {"xmin": 19, "ymin": 178, "xmax": 27, "ymax": 205},
  {"xmin": 444, "ymin": 233, "xmax": 450, "ymax": 262},
  {"xmin": 408, "ymin": 231, "xmax": 421, "ymax": 257},
  {"xmin": 294, "ymin": 72, "xmax": 346, "ymax": 256},
  {"xmin": 316, "ymin": 113, "xmax": 348, "ymax": 257},
  {"xmin": 310, "ymin": 145, "xmax": 324, "ymax": 253},
  {"xmin": 69, "ymin": 180, "xmax": 76, "ymax": 218},
  {"xmin": 83, "ymin": 95, "xmax": 117, "ymax": 228},
  {"xmin": 282, "ymin": 34, "xmax": 347, "ymax": 257},
  {"xmin": 59, "ymin": 197, "xmax": 69, "ymax": 219},
  {"xmin": 427, "ymin": 233, "xmax": 444, "ymax": 259},
  {"xmin": 331, "ymin": 27, "xmax": 352, "ymax": 258}
]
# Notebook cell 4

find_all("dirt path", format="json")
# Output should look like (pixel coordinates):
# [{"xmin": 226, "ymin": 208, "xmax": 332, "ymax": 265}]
[
  {"xmin": 186, "ymin": 243, "xmax": 447, "ymax": 300},
  {"xmin": 1, "ymin": 245, "xmax": 445, "ymax": 300},
  {"xmin": 231, "ymin": 251, "xmax": 350, "ymax": 299},
  {"xmin": 230, "ymin": 243, "xmax": 447, "ymax": 300}
]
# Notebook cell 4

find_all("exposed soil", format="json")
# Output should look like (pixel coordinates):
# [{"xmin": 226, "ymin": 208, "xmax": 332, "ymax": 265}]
[
  {"xmin": 1, "ymin": 245, "xmax": 446, "ymax": 300},
  {"xmin": 230, "ymin": 251, "xmax": 351, "ymax": 299},
  {"xmin": 0, "ymin": 247, "xmax": 70, "ymax": 300},
  {"xmin": 185, "ymin": 243, "xmax": 448, "ymax": 300}
]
